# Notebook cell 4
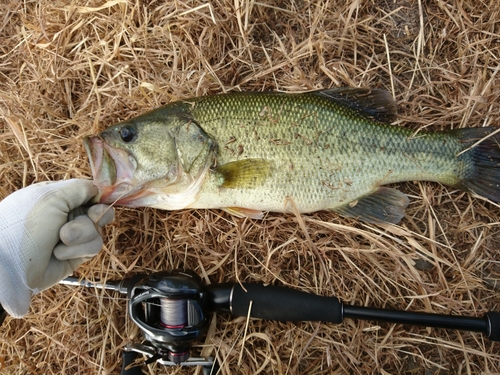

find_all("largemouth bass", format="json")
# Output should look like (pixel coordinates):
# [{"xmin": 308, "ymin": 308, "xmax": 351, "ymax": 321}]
[{"xmin": 84, "ymin": 88, "xmax": 500, "ymax": 224}]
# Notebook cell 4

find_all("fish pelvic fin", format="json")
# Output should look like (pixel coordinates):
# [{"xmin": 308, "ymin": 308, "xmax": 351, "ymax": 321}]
[
  {"xmin": 215, "ymin": 159, "xmax": 271, "ymax": 189},
  {"xmin": 312, "ymin": 88, "xmax": 397, "ymax": 123},
  {"xmin": 222, "ymin": 207, "xmax": 264, "ymax": 219},
  {"xmin": 333, "ymin": 187, "xmax": 410, "ymax": 224},
  {"xmin": 453, "ymin": 127, "xmax": 500, "ymax": 202}
]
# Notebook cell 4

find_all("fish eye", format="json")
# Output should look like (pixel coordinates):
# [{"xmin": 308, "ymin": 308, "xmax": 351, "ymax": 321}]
[{"xmin": 119, "ymin": 125, "xmax": 137, "ymax": 143}]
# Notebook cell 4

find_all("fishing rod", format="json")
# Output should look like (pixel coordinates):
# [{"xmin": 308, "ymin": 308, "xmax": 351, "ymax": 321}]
[{"xmin": 60, "ymin": 270, "xmax": 500, "ymax": 374}]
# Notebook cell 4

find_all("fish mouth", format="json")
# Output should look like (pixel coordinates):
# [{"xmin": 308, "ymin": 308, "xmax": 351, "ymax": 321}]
[{"xmin": 84, "ymin": 136, "xmax": 139, "ymax": 205}]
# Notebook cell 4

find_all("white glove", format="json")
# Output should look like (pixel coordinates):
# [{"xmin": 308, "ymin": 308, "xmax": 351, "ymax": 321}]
[{"xmin": 0, "ymin": 179, "xmax": 114, "ymax": 318}]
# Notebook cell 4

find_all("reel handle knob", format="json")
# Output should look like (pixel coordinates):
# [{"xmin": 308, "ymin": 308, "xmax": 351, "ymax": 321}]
[{"xmin": 120, "ymin": 349, "xmax": 143, "ymax": 375}]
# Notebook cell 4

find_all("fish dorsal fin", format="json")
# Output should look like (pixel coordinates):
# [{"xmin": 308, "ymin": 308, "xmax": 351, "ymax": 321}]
[
  {"xmin": 333, "ymin": 187, "xmax": 409, "ymax": 224},
  {"xmin": 215, "ymin": 159, "xmax": 270, "ymax": 188},
  {"xmin": 312, "ymin": 88, "xmax": 397, "ymax": 123}
]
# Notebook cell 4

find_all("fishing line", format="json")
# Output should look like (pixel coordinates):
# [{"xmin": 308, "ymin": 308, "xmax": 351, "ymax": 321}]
[{"xmin": 160, "ymin": 297, "xmax": 187, "ymax": 328}]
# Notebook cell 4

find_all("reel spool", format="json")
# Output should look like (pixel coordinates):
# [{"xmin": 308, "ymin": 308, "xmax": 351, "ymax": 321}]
[{"xmin": 128, "ymin": 270, "xmax": 209, "ymax": 364}]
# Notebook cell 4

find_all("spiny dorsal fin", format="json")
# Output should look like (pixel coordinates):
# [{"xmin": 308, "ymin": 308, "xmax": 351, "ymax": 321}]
[
  {"xmin": 333, "ymin": 187, "xmax": 409, "ymax": 224},
  {"xmin": 312, "ymin": 88, "xmax": 397, "ymax": 123},
  {"xmin": 215, "ymin": 158, "xmax": 271, "ymax": 188}
]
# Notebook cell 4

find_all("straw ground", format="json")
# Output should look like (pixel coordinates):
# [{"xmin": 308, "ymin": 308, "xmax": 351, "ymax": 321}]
[{"xmin": 0, "ymin": 0, "xmax": 499, "ymax": 374}]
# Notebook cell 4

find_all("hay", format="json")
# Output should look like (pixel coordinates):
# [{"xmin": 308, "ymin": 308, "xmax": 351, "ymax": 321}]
[{"xmin": 1, "ymin": 0, "xmax": 499, "ymax": 374}]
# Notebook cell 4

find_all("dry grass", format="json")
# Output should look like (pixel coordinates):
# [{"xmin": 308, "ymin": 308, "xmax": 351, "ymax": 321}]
[{"xmin": 1, "ymin": 0, "xmax": 500, "ymax": 374}]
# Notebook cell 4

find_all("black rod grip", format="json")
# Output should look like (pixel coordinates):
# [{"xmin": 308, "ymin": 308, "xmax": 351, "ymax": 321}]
[
  {"xmin": 205, "ymin": 283, "xmax": 500, "ymax": 341},
  {"xmin": 486, "ymin": 312, "xmax": 500, "ymax": 341},
  {"xmin": 230, "ymin": 283, "xmax": 343, "ymax": 323},
  {"xmin": 344, "ymin": 305, "xmax": 500, "ymax": 340}
]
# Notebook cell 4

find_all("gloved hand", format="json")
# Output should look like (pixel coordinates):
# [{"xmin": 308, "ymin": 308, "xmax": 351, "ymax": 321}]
[{"xmin": 0, "ymin": 179, "xmax": 114, "ymax": 318}]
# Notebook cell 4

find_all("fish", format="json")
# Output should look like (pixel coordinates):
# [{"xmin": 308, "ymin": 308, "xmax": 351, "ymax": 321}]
[{"xmin": 84, "ymin": 88, "xmax": 500, "ymax": 224}]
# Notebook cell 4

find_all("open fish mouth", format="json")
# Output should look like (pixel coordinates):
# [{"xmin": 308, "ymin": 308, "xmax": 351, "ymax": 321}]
[{"xmin": 84, "ymin": 136, "xmax": 139, "ymax": 205}]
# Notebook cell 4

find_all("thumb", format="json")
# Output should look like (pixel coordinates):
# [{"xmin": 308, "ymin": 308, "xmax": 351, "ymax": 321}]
[{"xmin": 48, "ymin": 179, "xmax": 99, "ymax": 212}]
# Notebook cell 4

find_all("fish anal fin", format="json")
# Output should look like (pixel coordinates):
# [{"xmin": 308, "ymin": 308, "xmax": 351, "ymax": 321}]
[
  {"xmin": 333, "ymin": 187, "xmax": 410, "ymax": 224},
  {"xmin": 313, "ymin": 88, "xmax": 397, "ymax": 124},
  {"xmin": 222, "ymin": 207, "xmax": 264, "ymax": 219},
  {"xmin": 215, "ymin": 159, "xmax": 270, "ymax": 189}
]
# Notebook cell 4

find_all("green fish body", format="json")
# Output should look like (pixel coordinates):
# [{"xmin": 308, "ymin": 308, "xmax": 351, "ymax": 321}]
[{"xmin": 84, "ymin": 89, "xmax": 500, "ymax": 224}]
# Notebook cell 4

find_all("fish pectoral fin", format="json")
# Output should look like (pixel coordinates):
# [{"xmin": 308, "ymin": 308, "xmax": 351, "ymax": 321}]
[
  {"xmin": 333, "ymin": 187, "xmax": 410, "ymax": 224},
  {"xmin": 222, "ymin": 207, "xmax": 264, "ymax": 219},
  {"xmin": 215, "ymin": 159, "xmax": 270, "ymax": 188},
  {"xmin": 313, "ymin": 88, "xmax": 397, "ymax": 124}
]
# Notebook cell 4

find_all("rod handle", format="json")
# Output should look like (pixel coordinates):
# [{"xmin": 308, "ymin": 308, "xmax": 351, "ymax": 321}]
[
  {"xmin": 486, "ymin": 312, "xmax": 500, "ymax": 341},
  {"xmin": 230, "ymin": 283, "xmax": 343, "ymax": 323}
]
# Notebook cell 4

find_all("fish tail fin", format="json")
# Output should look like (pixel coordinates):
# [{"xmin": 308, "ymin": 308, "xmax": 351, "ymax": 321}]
[{"xmin": 455, "ymin": 127, "xmax": 500, "ymax": 202}]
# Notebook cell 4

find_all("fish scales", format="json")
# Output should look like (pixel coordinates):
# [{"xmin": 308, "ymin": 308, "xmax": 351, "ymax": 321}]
[
  {"xmin": 84, "ymin": 89, "xmax": 500, "ymax": 224},
  {"xmin": 184, "ymin": 93, "xmax": 461, "ymax": 211}
]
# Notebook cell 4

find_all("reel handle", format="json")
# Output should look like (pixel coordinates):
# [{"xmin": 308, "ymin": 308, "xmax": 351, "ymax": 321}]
[{"xmin": 120, "ymin": 349, "xmax": 143, "ymax": 375}]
